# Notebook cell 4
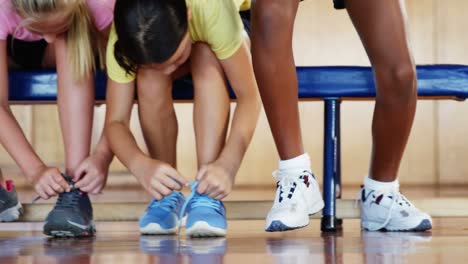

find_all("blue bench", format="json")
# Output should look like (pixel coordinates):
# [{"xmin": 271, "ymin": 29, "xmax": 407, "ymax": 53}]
[{"xmin": 9, "ymin": 65, "xmax": 468, "ymax": 231}]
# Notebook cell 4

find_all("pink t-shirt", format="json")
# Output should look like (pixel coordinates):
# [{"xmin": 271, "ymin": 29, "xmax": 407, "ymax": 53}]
[{"xmin": 0, "ymin": 0, "xmax": 115, "ymax": 41}]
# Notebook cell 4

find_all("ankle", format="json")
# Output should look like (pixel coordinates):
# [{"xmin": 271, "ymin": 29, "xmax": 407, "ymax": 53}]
[
  {"xmin": 278, "ymin": 153, "xmax": 312, "ymax": 172},
  {"xmin": 364, "ymin": 176, "xmax": 399, "ymax": 192}
]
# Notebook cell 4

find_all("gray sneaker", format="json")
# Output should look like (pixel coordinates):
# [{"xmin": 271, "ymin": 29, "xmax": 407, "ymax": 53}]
[
  {"xmin": 0, "ymin": 180, "xmax": 23, "ymax": 222},
  {"xmin": 43, "ymin": 174, "xmax": 95, "ymax": 237}
]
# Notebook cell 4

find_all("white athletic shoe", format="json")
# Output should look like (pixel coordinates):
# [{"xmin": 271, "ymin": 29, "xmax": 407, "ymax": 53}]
[
  {"xmin": 359, "ymin": 185, "xmax": 432, "ymax": 232},
  {"xmin": 265, "ymin": 170, "xmax": 324, "ymax": 232}
]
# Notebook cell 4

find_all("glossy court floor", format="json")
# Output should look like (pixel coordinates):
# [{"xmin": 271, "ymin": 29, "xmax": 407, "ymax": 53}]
[{"xmin": 0, "ymin": 186, "xmax": 467, "ymax": 264}]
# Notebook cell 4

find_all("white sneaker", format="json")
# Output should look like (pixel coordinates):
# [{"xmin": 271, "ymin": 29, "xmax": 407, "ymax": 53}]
[
  {"xmin": 359, "ymin": 185, "xmax": 432, "ymax": 232},
  {"xmin": 265, "ymin": 170, "xmax": 324, "ymax": 232}
]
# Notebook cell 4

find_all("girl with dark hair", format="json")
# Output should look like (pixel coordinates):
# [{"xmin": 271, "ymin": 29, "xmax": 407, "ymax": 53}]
[{"xmin": 105, "ymin": 0, "xmax": 261, "ymax": 237}]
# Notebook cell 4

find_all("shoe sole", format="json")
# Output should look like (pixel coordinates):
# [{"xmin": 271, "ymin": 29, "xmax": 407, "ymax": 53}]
[
  {"xmin": 265, "ymin": 197, "xmax": 324, "ymax": 232},
  {"xmin": 185, "ymin": 221, "xmax": 226, "ymax": 237},
  {"xmin": 44, "ymin": 220, "xmax": 96, "ymax": 238},
  {"xmin": 0, "ymin": 203, "xmax": 22, "ymax": 222},
  {"xmin": 139, "ymin": 216, "xmax": 186, "ymax": 235},
  {"xmin": 140, "ymin": 223, "xmax": 178, "ymax": 235},
  {"xmin": 362, "ymin": 219, "xmax": 432, "ymax": 232},
  {"xmin": 309, "ymin": 199, "xmax": 325, "ymax": 216},
  {"xmin": 265, "ymin": 220, "xmax": 308, "ymax": 232}
]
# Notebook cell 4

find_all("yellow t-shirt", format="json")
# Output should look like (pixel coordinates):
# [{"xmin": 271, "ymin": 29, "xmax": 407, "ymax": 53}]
[{"xmin": 106, "ymin": 0, "xmax": 250, "ymax": 83}]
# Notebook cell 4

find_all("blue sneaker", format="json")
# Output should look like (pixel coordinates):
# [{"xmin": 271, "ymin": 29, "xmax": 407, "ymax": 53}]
[
  {"xmin": 139, "ymin": 191, "xmax": 185, "ymax": 235},
  {"xmin": 185, "ymin": 193, "xmax": 227, "ymax": 237}
]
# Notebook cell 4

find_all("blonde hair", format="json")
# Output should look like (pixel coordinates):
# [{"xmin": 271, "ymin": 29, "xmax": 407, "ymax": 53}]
[{"xmin": 12, "ymin": 0, "xmax": 104, "ymax": 79}]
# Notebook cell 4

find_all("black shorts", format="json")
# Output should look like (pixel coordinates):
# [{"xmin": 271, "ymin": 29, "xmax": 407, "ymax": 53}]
[
  {"xmin": 333, "ymin": 0, "xmax": 345, "ymax": 9},
  {"xmin": 7, "ymin": 35, "xmax": 48, "ymax": 69},
  {"xmin": 239, "ymin": 10, "xmax": 251, "ymax": 37},
  {"xmin": 301, "ymin": 0, "xmax": 345, "ymax": 9}
]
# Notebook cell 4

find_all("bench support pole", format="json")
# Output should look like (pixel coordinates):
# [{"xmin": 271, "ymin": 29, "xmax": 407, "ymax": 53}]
[{"xmin": 321, "ymin": 98, "xmax": 343, "ymax": 232}]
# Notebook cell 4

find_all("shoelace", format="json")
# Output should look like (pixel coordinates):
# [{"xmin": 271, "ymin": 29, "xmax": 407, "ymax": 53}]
[
  {"xmin": 176, "ymin": 181, "xmax": 224, "ymax": 231},
  {"xmin": 175, "ymin": 181, "xmax": 225, "ymax": 234},
  {"xmin": 54, "ymin": 188, "xmax": 82, "ymax": 209},
  {"xmin": 355, "ymin": 188, "xmax": 412, "ymax": 231},
  {"xmin": 149, "ymin": 192, "xmax": 181, "ymax": 212},
  {"xmin": 178, "ymin": 181, "xmax": 199, "ymax": 233},
  {"xmin": 273, "ymin": 170, "xmax": 304, "ymax": 203},
  {"xmin": 32, "ymin": 173, "xmax": 76, "ymax": 204}
]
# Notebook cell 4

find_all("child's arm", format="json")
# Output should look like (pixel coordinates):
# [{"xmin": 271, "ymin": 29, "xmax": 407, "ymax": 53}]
[
  {"xmin": 104, "ymin": 79, "xmax": 188, "ymax": 199},
  {"xmin": 50, "ymin": 36, "xmax": 113, "ymax": 194},
  {"xmin": 0, "ymin": 40, "xmax": 70, "ymax": 198},
  {"xmin": 72, "ymin": 131, "xmax": 113, "ymax": 194},
  {"xmin": 196, "ymin": 41, "xmax": 261, "ymax": 199}
]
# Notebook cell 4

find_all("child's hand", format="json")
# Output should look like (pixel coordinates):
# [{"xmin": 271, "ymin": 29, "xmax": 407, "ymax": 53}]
[
  {"xmin": 73, "ymin": 153, "xmax": 111, "ymax": 194},
  {"xmin": 137, "ymin": 158, "xmax": 188, "ymax": 200},
  {"xmin": 31, "ymin": 166, "xmax": 71, "ymax": 200},
  {"xmin": 196, "ymin": 162, "xmax": 234, "ymax": 200}
]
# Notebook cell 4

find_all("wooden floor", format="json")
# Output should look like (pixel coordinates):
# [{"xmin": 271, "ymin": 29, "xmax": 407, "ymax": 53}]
[
  {"xmin": 0, "ymin": 218, "xmax": 467, "ymax": 264},
  {"xmin": 1, "ymin": 186, "xmax": 468, "ymax": 263}
]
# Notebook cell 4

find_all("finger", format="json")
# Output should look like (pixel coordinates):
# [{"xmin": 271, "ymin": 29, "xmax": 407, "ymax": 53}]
[
  {"xmin": 205, "ymin": 183, "xmax": 220, "ymax": 197},
  {"xmin": 214, "ymin": 194, "xmax": 226, "ymax": 200},
  {"xmin": 78, "ymin": 181, "xmax": 94, "ymax": 193},
  {"xmin": 89, "ymin": 186, "xmax": 103, "ymax": 195},
  {"xmin": 73, "ymin": 161, "xmax": 88, "ymax": 181},
  {"xmin": 196, "ymin": 166, "xmax": 208, "ymax": 181},
  {"xmin": 212, "ymin": 189, "xmax": 226, "ymax": 200},
  {"xmin": 43, "ymin": 184, "xmax": 57, "ymax": 197},
  {"xmin": 160, "ymin": 174, "xmax": 182, "ymax": 191},
  {"xmin": 35, "ymin": 186, "xmax": 50, "ymax": 200},
  {"xmin": 162, "ymin": 166, "xmax": 188, "ymax": 187},
  {"xmin": 52, "ymin": 171, "xmax": 71, "ymax": 191},
  {"xmin": 148, "ymin": 187, "xmax": 162, "ymax": 201},
  {"xmin": 86, "ymin": 179, "xmax": 103, "ymax": 195},
  {"xmin": 49, "ymin": 181, "xmax": 65, "ymax": 193},
  {"xmin": 74, "ymin": 173, "xmax": 94, "ymax": 190},
  {"xmin": 151, "ymin": 179, "xmax": 172, "ymax": 197},
  {"xmin": 196, "ymin": 179, "xmax": 209, "ymax": 194},
  {"xmin": 80, "ymin": 178, "xmax": 101, "ymax": 194}
]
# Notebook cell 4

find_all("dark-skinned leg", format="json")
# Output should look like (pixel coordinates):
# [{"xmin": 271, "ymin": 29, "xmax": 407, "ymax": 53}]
[
  {"xmin": 347, "ymin": 0, "xmax": 432, "ymax": 232},
  {"xmin": 251, "ymin": 0, "xmax": 302, "ymax": 160},
  {"xmin": 347, "ymin": 0, "xmax": 416, "ymax": 182},
  {"xmin": 252, "ymin": 0, "xmax": 324, "ymax": 232}
]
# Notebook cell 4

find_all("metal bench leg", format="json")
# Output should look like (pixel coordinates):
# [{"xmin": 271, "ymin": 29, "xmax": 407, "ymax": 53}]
[
  {"xmin": 335, "ymin": 100, "xmax": 343, "ymax": 230},
  {"xmin": 321, "ymin": 98, "xmax": 340, "ymax": 232}
]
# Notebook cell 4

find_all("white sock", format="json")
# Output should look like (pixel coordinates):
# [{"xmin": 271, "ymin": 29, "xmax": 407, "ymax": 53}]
[
  {"xmin": 364, "ymin": 176, "xmax": 399, "ymax": 192},
  {"xmin": 278, "ymin": 153, "xmax": 311, "ymax": 171}
]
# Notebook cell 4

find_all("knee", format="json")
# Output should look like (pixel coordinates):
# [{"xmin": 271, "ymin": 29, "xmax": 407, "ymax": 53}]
[
  {"xmin": 252, "ymin": 0, "xmax": 298, "ymax": 43},
  {"xmin": 191, "ymin": 43, "xmax": 222, "ymax": 77},
  {"xmin": 375, "ymin": 63, "xmax": 417, "ymax": 106},
  {"xmin": 138, "ymin": 90, "xmax": 173, "ymax": 116},
  {"xmin": 192, "ymin": 43, "xmax": 217, "ymax": 63}
]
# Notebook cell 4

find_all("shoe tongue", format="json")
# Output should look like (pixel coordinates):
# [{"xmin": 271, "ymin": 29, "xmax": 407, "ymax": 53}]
[
  {"xmin": 150, "ymin": 195, "xmax": 174, "ymax": 209},
  {"xmin": 56, "ymin": 188, "xmax": 81, "ymax": 208},
  {"xmin": 365, "ymin": 184, "xmax": 398, "ymax": 195},
  {"xmin": 275, "ymin": 169, "xmax": 310, "ymax": 181}
]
